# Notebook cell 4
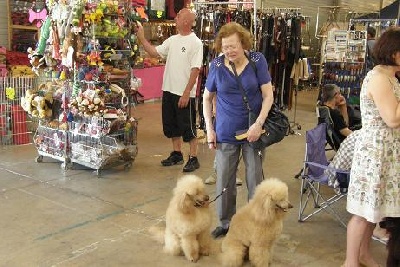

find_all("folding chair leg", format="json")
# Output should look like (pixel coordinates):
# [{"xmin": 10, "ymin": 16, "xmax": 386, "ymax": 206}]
[{"xmin": 298, "ymin": 179, "xmax": 347, "ymax": 228}]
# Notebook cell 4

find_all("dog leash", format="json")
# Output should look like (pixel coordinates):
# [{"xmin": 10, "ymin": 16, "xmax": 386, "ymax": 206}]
[
  {"xmin": 208, "ymin": 153, "xmax": 243, "ymax": 204},
  {"xmin": 208, "ymin": 156, "xmax": 265, "ymax": 206},
  {"xmin": 208, "ymin": 177, "xmax": 233, "ymax": 204}
]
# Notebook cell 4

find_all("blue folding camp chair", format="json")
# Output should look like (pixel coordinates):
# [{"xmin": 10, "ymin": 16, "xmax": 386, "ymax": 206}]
[{"xmin": 298, "ymin": 123, "xmax": 349, "ymax": 227}]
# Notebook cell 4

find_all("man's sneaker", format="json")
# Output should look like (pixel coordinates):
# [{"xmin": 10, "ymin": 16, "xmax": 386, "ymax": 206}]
[
  {"xmin": 205, "ymin": 172, "xmax": 217, "ymax": 184},
  {"xmin": 182, "ymin": 156, "xmax": 200, "ymax": 172},
  {"xmin": 161, "ymin": 151, "xmax": 184, "ymax": 166},
  {"xmin": 211, "ymin": 226, "xmax": 229, "ymax": 239}
]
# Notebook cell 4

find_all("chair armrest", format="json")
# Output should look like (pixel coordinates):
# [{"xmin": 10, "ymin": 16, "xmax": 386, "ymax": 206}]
[{"xmin": 304, "ymin": 161, "xmax": 350, "ymax": 175}]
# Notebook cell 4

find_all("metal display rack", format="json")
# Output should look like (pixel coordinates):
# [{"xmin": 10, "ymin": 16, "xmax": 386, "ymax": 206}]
[
  {"xmin": 25, "ymin": 0, "xmax": 139, "ymax": 176},
  {"xmin": 349, "ymin": 18, "xmax": 398, "ymax": 32},
  {"xmin": 321, "ymin": 29, "xmax": 367, "ymax": 105}
]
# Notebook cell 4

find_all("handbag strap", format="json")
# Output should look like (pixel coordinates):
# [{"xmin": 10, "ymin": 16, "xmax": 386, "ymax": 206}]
[
  {"xmin": 230, "ymin": 55, "xmax": 266, "ymax": 177},
  {"xmin": 230, "ymin": 52, "xmax": 261, "ymax": 111},
  {"xmin": 246, "ymin": 54, "xmax": 278, "ymax": 111},
  {"xmin": 229, "ymin": 61, "xmax": 252, "ymax": 112}
]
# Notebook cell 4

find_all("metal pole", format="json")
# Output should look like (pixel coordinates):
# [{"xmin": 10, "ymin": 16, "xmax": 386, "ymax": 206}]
[{"xmin": 397, "ymin": 0, "xmax": 400, "ymax": 24}]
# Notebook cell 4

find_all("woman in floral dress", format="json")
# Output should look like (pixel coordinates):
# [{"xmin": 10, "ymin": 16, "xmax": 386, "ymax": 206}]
[{"xmin": 343, "ymin": 27, "xmax": 400, "ymax": 267}]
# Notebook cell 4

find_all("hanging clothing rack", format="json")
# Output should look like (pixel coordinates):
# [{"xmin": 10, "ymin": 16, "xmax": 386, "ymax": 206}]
[
  {"xmin": 258, "ymin": 7, "xmax": 301, "ymax": 14},
  {"xmin": 256, "ymin": 7, "xmax": 304, "ymax": 113},
  {"xmin": 193, "ymin": 1, "xmax": 257, "ymax": 47}
]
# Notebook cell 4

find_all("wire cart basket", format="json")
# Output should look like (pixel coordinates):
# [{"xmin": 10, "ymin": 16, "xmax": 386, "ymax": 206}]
[
  {"xmin": 33, "ymin": 122, "xmax": 70, "ymax": 169},
  {"xmin": 69, "ymin": 116, "xmax": 138, "ymax": 176},
  {"xmin": 30, "ymin": 78, "xmax": 72, "ymax": 170}
]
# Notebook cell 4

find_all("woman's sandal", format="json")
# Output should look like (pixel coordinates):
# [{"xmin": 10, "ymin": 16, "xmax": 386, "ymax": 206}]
[{"xmin": 371, "ymin": 234, "xmax": 389, "ymax": 245}]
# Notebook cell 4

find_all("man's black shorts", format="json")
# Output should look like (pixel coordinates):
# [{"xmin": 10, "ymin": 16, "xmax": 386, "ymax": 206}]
[{"xmin": 162, "ymin": 91, "xmax": 196, "ymax": 142}]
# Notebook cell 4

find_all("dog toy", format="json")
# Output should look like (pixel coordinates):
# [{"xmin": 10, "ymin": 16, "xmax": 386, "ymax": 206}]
[
  {"xmin": 37, "ymin": 17, "xmax": 52, "ymax": 55},
  {"xmin": 28, "ymin": 2, "xmax": 48, "ymax": 27},
  {"xmin": 5, "ymin": 87, "xmax": 15, "ymax": 100}
]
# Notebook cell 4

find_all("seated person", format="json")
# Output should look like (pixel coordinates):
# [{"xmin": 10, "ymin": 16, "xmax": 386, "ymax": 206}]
[
  {"xmin": 326, "ymin": 130, "xmax": 359, "ymax": 191},
  {"xmin": 318, "ymin": 84, "xmax": 353, "ymax": 149}
]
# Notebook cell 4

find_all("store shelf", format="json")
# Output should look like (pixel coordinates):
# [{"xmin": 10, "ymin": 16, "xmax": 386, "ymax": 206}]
[
  {"xmin": 11, "ymin": 25, "xmax": 38, "ymax": 31},
  {"xmin": 7, "ymin": 0, "xmax": 40, "ymax": 51}
]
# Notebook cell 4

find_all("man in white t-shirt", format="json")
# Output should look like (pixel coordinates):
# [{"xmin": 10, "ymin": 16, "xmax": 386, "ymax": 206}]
[{"xmin": 136, "ymin": 8, "xmax": 203, "ymax": 172}]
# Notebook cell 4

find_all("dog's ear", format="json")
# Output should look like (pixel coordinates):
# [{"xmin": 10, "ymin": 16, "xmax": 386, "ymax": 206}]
[
  {"xmin": 177, "ymin": 192, "xmax": 192, "ymax": 214},
  {"xmin": 251, "ymin": 194, "xmax": 274, "ymax": 224}
]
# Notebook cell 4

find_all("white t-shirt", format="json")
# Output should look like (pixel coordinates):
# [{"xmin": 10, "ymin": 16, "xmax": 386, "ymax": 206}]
[{"xmin": 156, "ymin": 32, "xmax": 203, "ymax": 97}]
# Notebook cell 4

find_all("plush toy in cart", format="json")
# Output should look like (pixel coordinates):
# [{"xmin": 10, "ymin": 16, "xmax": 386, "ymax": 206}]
[
  {"xmin": 20, "ymin": 87, "xmax": 54, "ymax": 119},
  {"xmin": 69, "ymin": 89, "xmax": 108, "ymax": 117}
]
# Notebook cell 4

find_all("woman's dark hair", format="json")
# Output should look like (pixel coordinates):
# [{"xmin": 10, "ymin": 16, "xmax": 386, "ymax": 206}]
[
  {"xmin": 214, "ymin": 22, "xmax": 253, "ymax": 53},
  {"xmin": 372, "ymin": 27, "xmax": 400, "ymax": 66},
  {"xmin": 322, "ymin": 84, "xmax": 339, "ymax": 103},
  {"xmin": 367, "ymin": 27, "xmax": 376, "ymax": 38}
]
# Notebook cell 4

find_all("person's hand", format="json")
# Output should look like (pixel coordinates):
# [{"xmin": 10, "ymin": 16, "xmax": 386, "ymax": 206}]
[
  {"xmin": 206, "ymin": 129, "xmax": 217, "ymax": 149},
  {"xmin": 337, "ymin": 95, "xmax": 347, "ymax": 107},
  {"xmin": 134, "ymin": 21, "xmax": 145, "ymax": 40},
  {"xmin": 247, "ymin": 122, "xmax": 263, "ymax": 142},
  {"xmin": 178, "ymin": 92, "xmax": 190, "ymax": 108}
]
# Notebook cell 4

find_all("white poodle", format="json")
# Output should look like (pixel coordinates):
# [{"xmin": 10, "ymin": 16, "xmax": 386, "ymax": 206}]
[
  {"xmin": 220, "ymin": 178, "xmax": 293, "ymax": 267},
  {"xmin": 149, "ymin": 174, "xmax": 213, "ymax": 262}
]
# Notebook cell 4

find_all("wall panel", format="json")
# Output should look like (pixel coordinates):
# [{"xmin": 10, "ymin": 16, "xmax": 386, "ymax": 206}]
[
  {"xmin": 340, "ymin": 0, "xmax": 396, "ymax": 13},
  {"xmin": 0, "ymin": 1, "xmax": 8, "ymax": 48}
]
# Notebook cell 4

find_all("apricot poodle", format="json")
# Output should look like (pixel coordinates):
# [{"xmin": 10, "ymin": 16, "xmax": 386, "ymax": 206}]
[
  {"xmin": 149, "ymin": 174, "xmax": 213, "ymax": 262},
  {"xmin": 220, "ymin": 178, "xmax": 293, "ymax": 267}
]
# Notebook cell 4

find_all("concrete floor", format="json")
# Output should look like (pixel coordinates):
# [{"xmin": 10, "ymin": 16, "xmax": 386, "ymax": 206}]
[{"xmin": 0, "ymin": 90, "xmax": 386, "ymax": 266}]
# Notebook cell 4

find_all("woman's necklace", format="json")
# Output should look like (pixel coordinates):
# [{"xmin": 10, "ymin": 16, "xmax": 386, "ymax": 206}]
[{"xmin": 226, "ymin": 56, "xmax": 247, "ymax": 75}]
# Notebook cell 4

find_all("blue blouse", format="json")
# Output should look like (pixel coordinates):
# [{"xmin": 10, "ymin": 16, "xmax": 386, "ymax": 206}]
[{"xmin": 205, "ymin": 51, "xmax": 272, "ymax": 144}]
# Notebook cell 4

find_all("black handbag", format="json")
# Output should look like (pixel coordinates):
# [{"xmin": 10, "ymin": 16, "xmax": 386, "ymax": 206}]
[
  {"xmin": 248, "ymin": 104, "xmax": 289, "ymax": 149},
  {"xmin": 230, "ymin": 59, "xmax": 289, "ymax": 150}
]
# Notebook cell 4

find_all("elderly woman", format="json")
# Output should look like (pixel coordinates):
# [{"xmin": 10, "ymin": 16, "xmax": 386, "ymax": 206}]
[
  {"xmin": 202, "ymin": 22, "xmax": 274, "ymax": 239},
  {"xmin": 343, "ymin": 27, "xmax": 400, "ymax": 267}
]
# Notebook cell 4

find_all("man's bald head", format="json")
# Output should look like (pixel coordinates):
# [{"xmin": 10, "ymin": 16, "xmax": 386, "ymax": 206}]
[
  {"xmin": 180, "ymin": 8, "xmax": 196, "ymax": 23},
  {"xmin": 175, "ymin": 8, "xmax": 196, "ymax": 34}
]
